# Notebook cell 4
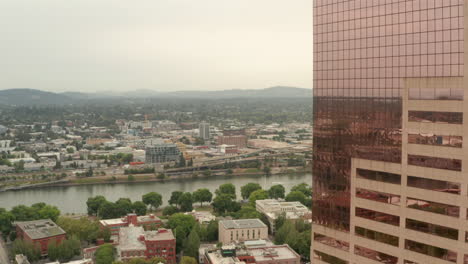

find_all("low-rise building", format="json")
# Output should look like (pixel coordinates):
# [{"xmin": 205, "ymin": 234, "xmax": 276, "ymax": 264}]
[
  {"xmin": 203, "ymin": 241, "xmax": 300, "ymax": 264},
  {"xmin": 99, "ymin": 213, "xmax": 162, "ymax": 237},
  {"xmin": 218, "ymin": 219, "xmax": 268, "ymax": 244},
  {"xmin": 185, "ymin": 211, "xmax": 216, "ymax": 224},
  {"xmin": 117, "ymin": 225, "xmax": 176, "ymax": 263},
  {"xmin": 255, "ymin": 199, "xmax": 310, "ymax": 232},
  {"xmin": 15, "ymin": 219, "xmax": 66, "ymax": 256},
  {"xmin": 217, "ymin": 136, "xmax": 247, "ymax": 149}
]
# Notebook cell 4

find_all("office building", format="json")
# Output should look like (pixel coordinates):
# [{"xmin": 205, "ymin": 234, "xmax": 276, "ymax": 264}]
[
  {"xmin": 199, "ymin": 122, "xmax": 211, "ymax": 140},
  {"xmin": 99, "ymin": 213, "xmax": 162, "ymax": 237},
  {"xmin": 15, "ymin": 219, "xmax": 66, "ymax": 256},
  {"xmin": 217, "ymin": 135, "xmax": 247, "ymax": 149},
  {"xmin": 203, "ymin": 242, "xmax": 300, "ymax": 264},
  {"xmin": 219, "ymin": 219, "xmax": 268, "ymax": 244},
  {"xmin": 255, "ymin": 199, "xmax": 310, "ymax": 232},
  {"xmin": 313, "ymin": 1, "xmax": 467, "ymax": 264},
  {"xmin": 145, "ymin": 142, "xmax": 180, "ymax": 164},
  {"xmin": 117, "ymin": 226, "xmax": 176, "ymax": 263}
]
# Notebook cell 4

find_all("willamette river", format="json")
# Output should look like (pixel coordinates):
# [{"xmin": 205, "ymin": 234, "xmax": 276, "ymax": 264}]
[{"xmin": 0, "ymin": 173, "xmax": 311, "ymax": 214}]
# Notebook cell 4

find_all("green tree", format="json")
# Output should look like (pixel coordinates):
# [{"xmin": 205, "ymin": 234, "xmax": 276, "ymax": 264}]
[
  {"xmin": 87, "ymin": 196, "xmax": 107, "ymax": 216},
  {"xmin": 0, "ymin": 208, "xmax": 14, "ymax": 237},
  {"xmin": 263, "ymin": 166, "xmax": 271, "ymax": 176},
  {"xmin": 215, "ymin": 183, "xmax": 236, "ymax": 199},
  {"xmin": 48, "ymin": 238, "xmax": 81, "ymax": 262},
  {"xmin": 56, "ymin": 216, "xmax": 100, "ymax": 243},
  {"xmin": 95, "ymin": 244, "xmax": 115, "ymax": 264},
  {"xmin": 98, "ymin": 227, "xmax": 112, "ymax": 242},
  {"xmin": 167, "ymin": 213, "xmax": 196, "ymax": 235},
  {"xmin": 127, "ymin": 174, "xmax": 135, "ymax": 181},
  {"xmin": 180, "ymin": 256, "xmax": 198, "ymax": 264},
  {"xmin": 116, "ymin": 198, "xmax": 133, "ymax": 215},
  {"xmin": 285, "ymin": 191, "xmax": 308, "ymax": 206},
  {"xmin": 205, "ymin": 220, "xmax": 218, "ymax": 242},
  {"xmin": 212, "ymin": 194, "xmax": 241, "ymax": 215},
  {"xmin": 268, "ymin": 184, "xmax": 285, "ymax": 199},
  {"xmin": 193, "ymin": 188, "xmax": 213, "ymax": 206},
  {"xmin": 248, "ymin": 189, "xmax": 268, "ymax": 206},
  {"xmin": 178, "ymin": 192, "xmax": 194, "ymax": 212},
  {"xmin": 11, "ymin": 239, "xmax": 41, "ymax": 262},
  {"xmin": 168, "ymin": 191, "xmax": 183, "ymax": 207},
  {"xmin": 98, "ymin": 201, "xmax": 121, "ymax": 219},
  {"xmin": 240, "ymin": 183, "xmax": 262, "ymax": 200},
  {"xmin": 291, "ymin": 183, "xmax": 312, "ymax": 197},
  {"xmin": 274, "ymin": 221, "xmax": 297, "ymax": 244},
  {"xmin": 37, "ymin": 204, "xmax": 61, "ymax": 222},
  {"xmin": 235, "ymin": 206, "xmax": 261, "ymax": 219},
  {"xmin": 142, "ymin": 192, "xmax": 163, "ymax": 211},
  {"xmin": 132, "ymin": 201, "xmax": 147, "ymax": 216},
  {"xmin": 162, "ymin": 206, "xmax": 179, "ymax": 216},
  {"xmin": 184, "ymin": 229, "xmax": 200, "ymax": 259}
]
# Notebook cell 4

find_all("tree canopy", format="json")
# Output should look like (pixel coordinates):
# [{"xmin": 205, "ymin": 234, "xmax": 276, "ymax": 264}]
[
  {"xmin": 142, "ymin": 192, "xmax": 163, "ymax": 211},
  {"xmin": 241, "ymin": 183, "xmax": 262, "ymax": 200}
]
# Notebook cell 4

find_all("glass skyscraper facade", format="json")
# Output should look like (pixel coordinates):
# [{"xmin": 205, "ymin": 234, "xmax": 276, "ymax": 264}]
[{"xmin": 312, "ymin": 0, "xmax": 466, "ymax": 263}]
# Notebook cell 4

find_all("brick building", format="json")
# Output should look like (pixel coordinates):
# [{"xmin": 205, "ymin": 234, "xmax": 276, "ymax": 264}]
[
  {"xmin": 217, "ymin": 135, "xmax": 247, "ymax": 149},
  {"xmin": 117, "ymin": 225, "xmax": 176, "ymax": 264},
  {"xmin": 15, "ymin": 219, "xmax": 66, "ymax": 256},
  {"xmin": 99, "ymin": 213, "xmax": 162, "ymax": 237}
]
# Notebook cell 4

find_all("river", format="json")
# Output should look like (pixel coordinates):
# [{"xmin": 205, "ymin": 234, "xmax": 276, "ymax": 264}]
[{"xmin": 0, "ymin": 173, "xmax": 311, "ymax": 214}]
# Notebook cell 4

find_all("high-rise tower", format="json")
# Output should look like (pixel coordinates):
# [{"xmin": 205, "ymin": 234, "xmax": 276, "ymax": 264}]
[{"xmin": 312, "ymin": 1, "xmax": 467, "ymax": 263}]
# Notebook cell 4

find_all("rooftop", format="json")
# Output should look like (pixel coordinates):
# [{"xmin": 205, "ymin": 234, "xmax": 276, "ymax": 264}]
[
  {"xmin": 15, "ymin": 219, "xmax": 66, "ymax": 240},
  {"xmin": 220, "ymin": 219, "xmax": 267, "ymax": 229},
  {"xmin": 145, "ymin": 228, "xmax": 175, "ymax": 241},
  {"xmin": 118, "ymin": 225, "xmax": 146, "ymax": 251},
  {"xmin": 250, "ymin": 245, "xmax": 300, "ymax": 261}
]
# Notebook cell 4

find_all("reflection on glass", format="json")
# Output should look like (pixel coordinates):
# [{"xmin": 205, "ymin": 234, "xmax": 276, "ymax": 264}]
[
  {"xmin": 356, "ymin": 188, "xmax": 400, "ymax": 205},
  {"xmin": 408, "ymin": 88, "xmax": 464, "ymax": 100},
  {"xmin": 313, "ymin": 250, "xmax": 348, "ymax": 264},
  {"xmin": 355, "ymin": 226, "xmax": 399, "ymax": 246},
  {"xmin": 405, "ymin": 240, "xmax": 457, "ymax": 263},
  {"xmin": 313, "ymin": 233, "xmax": 350, "ymax": 252},
  {"xmin": 407, "ymin": 176, "xmax": 460, "ymax": 195},
  {"xmin": 355, "ymin": 207, "xmax": 400, "ymax": 226},
  {"xmin": 408, "ymin": 111, "xmax": 463, "ymax": 124},
  {"xmin": 356, "ymin": 168, "xmax": 401, "ymax": 184},
  {"xmin": 408, "ymin": 133, "xmax": 462, "ymax": 148},
  {"xmin": 408, "ymin": 154, "xmax": 462, "ymax": 171},
  {"xmin": 406, "ymin": 218, "xmax": 458, "ymax": 240},
  {"xmin": 354, "ymin": 245, "xmax": 398, "ymax": 264},
  {"xmin": 407, "ymin": 198, "xmax": 459, "ymax": 217}
]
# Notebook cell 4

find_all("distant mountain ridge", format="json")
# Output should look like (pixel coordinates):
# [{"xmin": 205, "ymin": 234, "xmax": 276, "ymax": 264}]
[{"xmin": 0, "ymin": 86, "xmax": 312, "ymax": 105}]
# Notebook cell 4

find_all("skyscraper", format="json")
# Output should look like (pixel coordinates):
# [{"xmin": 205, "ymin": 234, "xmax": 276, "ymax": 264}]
[
  {"xmin": 199, "ymin": 122, "xmax": 210, "ymax": 140},
  {"xmin": 312, "ymin": 1, "xmax": 466, "ymax": 263}
]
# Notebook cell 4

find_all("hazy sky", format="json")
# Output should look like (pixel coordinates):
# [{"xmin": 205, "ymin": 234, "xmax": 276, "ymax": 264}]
[{"xmin": 0, "ymin": 0, "xmax": 312, "ymax": 92}]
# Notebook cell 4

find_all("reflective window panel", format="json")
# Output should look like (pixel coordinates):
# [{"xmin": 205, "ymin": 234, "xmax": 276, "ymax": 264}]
[
  {"xmin": 355, "ymin": 226, "xmax": 399, "ymax": 246},
  {"xmin": 354, "ymin": 245, "xmax": 398, "ymax": 264},
  {"xmin": 407, "ymin": 176, "xmax": 460, "ymax": 194},
  {"xmin": 408, "ymin": 111, "xmax": 463, "ymax": 124},
  {"xmin": 405, "ymin": 240, "xmax": 457, "ymax": 263},
  {"xmin": 408, "ymin": 154, "xmax": 462, "ymax": 171},
  {"xmin": 406, "ymin": 218, "xmax": 458, "ymax": 240},
  {"xmin": 408, "ymin": 133, "xmax": 462, "ymax": 148},
  {"xmin": 313, "ymin": 233, "xmax": 350, "ymax": 252},
  {"xmin": 313, "ymin": 250, "xmax": 348, "ymax": 264},
  {"xmin": 355, "ymin": 207, "xmax": 400, "ymax": 226},
  {"xmin": 356, "ymin": 188, "xmax": 401, "ymax": 205},
  {"xmin": 407, "ymin": 197, "xmax": 460, "ymax": 217},
  {"xmin": 408, "ymin": 88, "xmax": 463, "ymax": 100},
  {"xmin": 356, "ymin": 168, "xmax": 401, "ymax": 184}
]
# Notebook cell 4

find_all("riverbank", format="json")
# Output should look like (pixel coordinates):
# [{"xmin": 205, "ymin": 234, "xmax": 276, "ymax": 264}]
[{"xmin": 2, "ymin": 167, "xmax": 310, "ymax": 191}]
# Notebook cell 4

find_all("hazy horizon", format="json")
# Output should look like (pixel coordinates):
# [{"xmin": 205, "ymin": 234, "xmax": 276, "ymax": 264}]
[{"xmin": 0, "ymin": 0, "xmax": 312, "ymax": 93}]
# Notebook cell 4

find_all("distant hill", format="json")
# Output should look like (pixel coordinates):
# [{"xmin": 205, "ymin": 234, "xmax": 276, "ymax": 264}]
[
  {"xmin": 0, "ymin": 89, "xmax": 75, "ymax": 106},
  {"xmin": 0, "ymin": 86, "xmax": 312, "ymax": 105}
]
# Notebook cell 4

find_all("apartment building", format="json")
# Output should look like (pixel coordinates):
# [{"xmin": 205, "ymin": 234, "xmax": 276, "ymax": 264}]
[{"xmin": 312, "ymin": 1, "xmax": 468, "ymax": 263}]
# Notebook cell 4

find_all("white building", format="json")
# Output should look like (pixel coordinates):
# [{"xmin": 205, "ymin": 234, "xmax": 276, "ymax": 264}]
[
  {"xmin": 255, "ymin": 199, "xmax": 310, "ymax": 232},
  {"xmin": 199, "ymin": 122, "xmax": 210, "ymax": 140}
]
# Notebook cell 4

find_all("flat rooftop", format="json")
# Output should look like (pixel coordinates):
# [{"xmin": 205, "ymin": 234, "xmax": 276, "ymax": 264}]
[
  {"xmin": 220, "ymin": 219, "xmax": 267, "ymax": 229},
  {"xmin": 15, "ymin": 219, "xmax": 66, "ymax": 240},
  {"xmin": 145, "ymin": 228, "xmax": 175, "ymax": 241},
  {"xmin": 250, "ymin": 245, "xmax": 300, "ymax": 262},
  {"xmin": 118, "ymin": 225, "xmax": 146, "ymax": 251}
]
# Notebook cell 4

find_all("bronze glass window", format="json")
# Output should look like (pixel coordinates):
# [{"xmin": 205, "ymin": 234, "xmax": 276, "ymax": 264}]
[
  {"xmin": 356, "ymin": 188, "xmax": 400, "ymax": 205},
  {"xmin": 408, "ymin": 133, "xmax": 462, "ymax": 148},
  {"xmin": 407, "ymin": 176, "xmax": 460, "ymax": 195},
  {"xmin": 355, "ymin": 226, "xmax": 399, "ymax": 246},
  {"xmin": 406, "ymin": 218, "xmax": 458, "ymax": 240},
  {"xmin": 408, "ymin": 88, "xmax": 463, "ymax": 100},
  {"xmin": 356, "ymin": 168, "xmax": 401, "ymax": 184},
  {"xmin": 407, "ymin": 197, "xmax": 460, "ymax": 218},
  {"xmin": 313, "ymin": 233, "xmax": 350, "ymax": 252},
  {"xmin": 354, "ymin": 245, "xmax": 398, "ymax": 264},
  {"xmin": 405, "ymin": 240, "xmax": 457, "ymax": 263},
  {"xmin": 313, "ymin": 250, "xmax": 348, "ymax": 264},
  {"xmin": 355, "ymin": 207, "xmax": 400, "ymax": 226},
  {"xmin": 408, "ymin": 154, "xmax": 462, "ymax": 171},
  {"xmin": 408, "ymin": 111, "xmax": 463, "ymax": 124}
]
